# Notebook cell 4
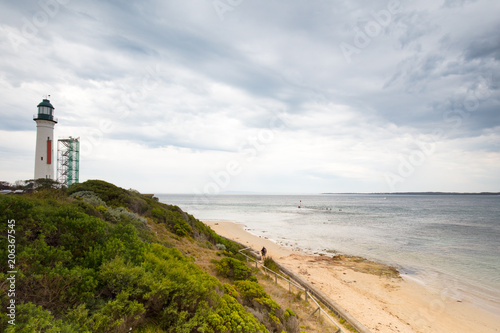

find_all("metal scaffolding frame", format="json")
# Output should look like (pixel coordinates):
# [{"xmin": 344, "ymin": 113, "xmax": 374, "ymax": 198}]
[{"xmin": 57, "ymin": 137, "xmax": 80, "ymax": 187}]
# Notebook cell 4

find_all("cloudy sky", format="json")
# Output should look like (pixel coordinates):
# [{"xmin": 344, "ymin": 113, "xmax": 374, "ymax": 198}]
[{"xmin": 1, "ymin": 0, "xmax": 499, "ymax": 194}]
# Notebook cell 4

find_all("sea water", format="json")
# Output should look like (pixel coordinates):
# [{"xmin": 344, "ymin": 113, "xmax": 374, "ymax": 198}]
[{"xmin": 157, "ymin": 194, "xmax": 500, "ymax": 315}]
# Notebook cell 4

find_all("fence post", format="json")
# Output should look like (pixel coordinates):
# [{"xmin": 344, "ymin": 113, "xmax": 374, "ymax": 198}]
[
  {"xmin": 305, "ymin": 290, "xmax": 308, "ymax": 301},
  {"xmin": 275, "ymin": 272, "xmax": 277, "ymax": 285},
  {"xmin": 307, "ymin": 307, "xmax": 320, "ymax": 321}
]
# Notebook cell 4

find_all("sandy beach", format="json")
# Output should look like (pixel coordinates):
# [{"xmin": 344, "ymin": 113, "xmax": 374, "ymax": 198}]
[{"xmin": 205, "ymin": 220, "xmax": 500, "ymax": 333}]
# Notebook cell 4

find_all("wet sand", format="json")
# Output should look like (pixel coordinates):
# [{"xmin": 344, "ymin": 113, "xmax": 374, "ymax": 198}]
[{"xmin": 205, "ymin": 220, "xmax": 500, "ymax": 333}]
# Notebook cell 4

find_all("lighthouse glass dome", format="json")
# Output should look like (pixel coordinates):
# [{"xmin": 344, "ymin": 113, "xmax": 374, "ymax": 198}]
[
  {"xmin": 35, "ymin": 99, "xmax": 57, "ymax": 122},
  {"xmin": 40, "ymin": 106, "xmax": 51, "ymax": 114}
]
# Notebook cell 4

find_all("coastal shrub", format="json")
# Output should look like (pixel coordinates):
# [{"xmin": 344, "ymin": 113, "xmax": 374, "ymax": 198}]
[
  {"xmin": 89, "ymin": 291, "xmax": 146, "ymax": 332},
  {"xmin": 223, "ymin": 283, "xmax": 240, "ymax": 299},
  {"xmin": 150, "ymin": 207, "xmax": 193, "ymax": 236},
  {"xmin": 70, "ymin": 189, "xmax": 149, "ymax": 230},
  {"xmin": 97, "ymin": 204, "xmax": 107, "ymax": 214},
  {"xmin": 235, "ymin": 280, "xmax": 294, "ymax": 332},
  {"xmin": 235, "ymin": 280, "xmax": 269, "ymax": 303},
  {"xmin": 136, "ymin": 324, "xmax": 167, "ymax": 333},
  {"xmin": 105, "ymin": 206, "xmax": 149, "ymax": 228},
  {"xmin": 284, "ymin": 308, "xmax": 296, "ymax": 319},
  {"xmin": 2, "ymin": 302, "xmax": 77, "ymax": 333},
  {"xmin": 208, "ymin": 294, "xmax": 269, "ymax": 333},
  {"xmin": 68, "ymin": 180, "xmax": 134, "ymax": 208},
  {"xmin": 284, "ymin": 308, "xmax": 300, "ymax": 332},
  {"xmin": 263, "ymin": 256, "xmax": 281, "ymax": 273},
  {"xmin": 114, "ymin": 207, "xmax": 148, "ymax": 224},
  {"xmin": 0, "ymin": 183, "xmax": 297, "ymax": 332},
  {"xmin": 70, "ymin": 190, "xmax": 107, "ymax": 207},
  {"xmin": 71, "ymin": 181, "xmax": 176, "ymax": 237},
  {"xmin": 214, "ymin": 257, "xmax": 253, "ymax": 281},
  {"xmin": 216, "ymin": 243, "xmax": 227, "ymax": 251},
  {"xmin": 98, "ymin": 256, "xmax": 150, "ymax": 298}
]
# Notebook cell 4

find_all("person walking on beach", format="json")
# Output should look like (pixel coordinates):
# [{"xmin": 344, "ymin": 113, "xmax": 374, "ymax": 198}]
[{"xmin": 261, "ymin": 246, "xmax": 267, "ymax": 260}]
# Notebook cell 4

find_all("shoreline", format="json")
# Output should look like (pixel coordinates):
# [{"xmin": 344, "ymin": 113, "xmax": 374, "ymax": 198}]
[{"xmin": 204, "ymin": 219, "xmax": 500, "ymax": 333}]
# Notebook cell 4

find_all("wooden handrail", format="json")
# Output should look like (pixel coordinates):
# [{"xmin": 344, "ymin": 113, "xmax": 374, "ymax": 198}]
[{"xmin": 238, "ymin": 248, "xmax": 344, "ymax": 333}]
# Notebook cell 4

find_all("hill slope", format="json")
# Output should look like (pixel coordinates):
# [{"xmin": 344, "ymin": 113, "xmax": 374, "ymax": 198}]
[{"xmin": 0, "ymin": 180, "xmax": 300, "ymax": 333}]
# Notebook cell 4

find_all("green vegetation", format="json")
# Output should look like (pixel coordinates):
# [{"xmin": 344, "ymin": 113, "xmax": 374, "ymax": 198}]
[
  {"xmin": 214, "ymin": 257, "xmax": 254, "ymax": 281},
  {"xmin": 263, "ymin": 257, "xmax": 281, "ymax": 273},
  {"xmin": 0, "ymin": 180, "xmax": 300, "ymax": 332},
  {"xmin": 211, "ymin": 254, "xmax": 300, "ymax": 333},
  {"xmin": 234, "ymin": 280, "xmax": 298, "ymax": 333}
]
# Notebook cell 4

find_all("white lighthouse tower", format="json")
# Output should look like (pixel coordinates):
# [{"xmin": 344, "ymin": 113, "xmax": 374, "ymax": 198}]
[{"xmin": 34, "ymin": 98, "xmax": 58, "ymax": 180}]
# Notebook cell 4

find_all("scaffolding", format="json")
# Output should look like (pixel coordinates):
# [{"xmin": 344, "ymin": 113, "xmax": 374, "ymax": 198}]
[{"xmin": 57, "ymin": 137, "xmax": 80, "ymax": 187}]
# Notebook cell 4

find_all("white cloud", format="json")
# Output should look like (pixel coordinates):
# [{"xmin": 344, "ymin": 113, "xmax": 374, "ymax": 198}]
[{"xmin": 0, "ymin": 0, "xmax": 499, "ymax": 193}]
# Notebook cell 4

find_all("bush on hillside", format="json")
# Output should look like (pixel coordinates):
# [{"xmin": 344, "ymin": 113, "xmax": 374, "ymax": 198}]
[
  {"xmin": 214, "ymin": 257, "xmax": 254, "ymax": 281},
  {"xmin": 67, "ymin": 180, "xmax": 239, "ymax": 244},
  {"xmin": 235, "ymin": 280, "xmax": 299, "ymax": 333},
  {"xmin": 0, "ymin": 186, "xmax": 281, "ymax": 332}
]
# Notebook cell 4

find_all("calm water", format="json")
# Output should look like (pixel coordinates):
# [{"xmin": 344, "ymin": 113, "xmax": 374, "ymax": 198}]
[{"xmin": 157, "ymin": 194, "xmax": 500, "ymax": 315}]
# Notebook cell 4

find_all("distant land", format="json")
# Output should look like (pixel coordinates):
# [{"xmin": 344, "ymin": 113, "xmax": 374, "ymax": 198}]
[{"xmin": 322, "ymin": 192, "xmax": 500, "ymax": 195}]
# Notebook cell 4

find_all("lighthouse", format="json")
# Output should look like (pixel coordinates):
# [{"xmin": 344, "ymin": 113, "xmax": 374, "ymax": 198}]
[{"xmin": 34, "ymin": 98, "xmax": 58, "ymax": 180}]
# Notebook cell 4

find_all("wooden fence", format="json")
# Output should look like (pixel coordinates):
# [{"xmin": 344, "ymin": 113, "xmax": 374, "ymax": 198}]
[{"xmin": 238, "ymin": 248, "xmax": 346, "ymax": 333}]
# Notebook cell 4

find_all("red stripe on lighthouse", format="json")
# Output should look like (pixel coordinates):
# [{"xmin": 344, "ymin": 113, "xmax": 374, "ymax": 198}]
[{"xmin": 47, "ymin": 140, "xmax": 52, "ymax": 164}]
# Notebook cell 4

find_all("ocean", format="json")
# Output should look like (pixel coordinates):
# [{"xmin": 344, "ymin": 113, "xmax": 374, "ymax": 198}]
[{"xmin": 157, "ymin": 193, "xmax": 500, "ymax": 315}]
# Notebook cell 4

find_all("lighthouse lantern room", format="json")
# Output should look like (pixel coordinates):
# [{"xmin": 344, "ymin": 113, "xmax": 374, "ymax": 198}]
[{"xmin": 34, "ymin": 98, "xmax": 58, "ymax": 180}]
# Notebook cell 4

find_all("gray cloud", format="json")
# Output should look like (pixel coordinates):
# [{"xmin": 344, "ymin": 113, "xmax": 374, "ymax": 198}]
[
  {"xmin": 1, "ymin": 0, "xmax": 499, "ymax": 192},
  {"xmin": 464, "ymin": 36, "xmax": 500, "ymax": 61}
]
